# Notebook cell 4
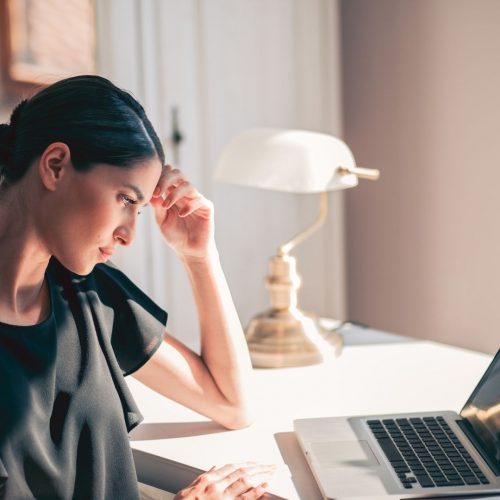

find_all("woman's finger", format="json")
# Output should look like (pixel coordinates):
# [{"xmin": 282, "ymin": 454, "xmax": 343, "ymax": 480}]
[
  {"xmin": 238, "ymin": 483, "xmax": 269, "ymax": 500},
  {"xmin": 219, "ymin": 464, "xmax": 276, "ymax": 494},
  {"xmin": 178, "ymin": 196, "xmax": 211, "ymax": 217},
  {"xmin": 174, "ymin": 464, "xmax": 274, "ymax": 500},
  {"xmin": 154, "ymin": 165, "xmax": 186, "ymax": 198},
  {"xmin": 163, "ymin": 180, "xmax": 197, "ymax": 208},
  {"xmin": 200, "ymin": 462, "xmax": 257, "ymax": 481}
]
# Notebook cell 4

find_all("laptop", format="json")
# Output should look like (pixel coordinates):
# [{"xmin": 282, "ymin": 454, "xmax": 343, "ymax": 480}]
[{"xmin": 294, "ymin": 348, "xmax": 500, "ymax": 499}]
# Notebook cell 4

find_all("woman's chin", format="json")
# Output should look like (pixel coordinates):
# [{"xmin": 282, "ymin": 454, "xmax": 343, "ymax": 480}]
[{"xmin": 55, "ymin": 256, "xmax": 96, "ymax": 276}]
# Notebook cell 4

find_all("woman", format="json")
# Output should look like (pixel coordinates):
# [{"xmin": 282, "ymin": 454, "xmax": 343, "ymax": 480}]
[{"xmin": 0, "ymin": 75, "xmax": 274, "ymax": 499}]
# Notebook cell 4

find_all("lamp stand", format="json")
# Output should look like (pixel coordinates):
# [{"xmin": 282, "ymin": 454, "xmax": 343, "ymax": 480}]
[{"xmin": 245, "ymin": 193, "xmax": 343, "ymax": 368}]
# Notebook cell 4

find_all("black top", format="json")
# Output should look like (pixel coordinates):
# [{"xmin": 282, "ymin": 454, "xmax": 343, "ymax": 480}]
[{"xmin": 0, "ymin": 258, "xmax": 168, "ymax": 499}]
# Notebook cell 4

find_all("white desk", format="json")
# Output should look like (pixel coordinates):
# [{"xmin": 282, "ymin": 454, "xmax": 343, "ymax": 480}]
[{"xmin": 127, "ymin": 324, "xmax": 493, "ymax": 499}]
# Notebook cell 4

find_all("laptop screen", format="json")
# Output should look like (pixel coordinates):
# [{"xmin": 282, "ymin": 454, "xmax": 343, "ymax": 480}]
[{"xmin": 460, "ymin": 349, "xmax": 500, "ymax": 473}]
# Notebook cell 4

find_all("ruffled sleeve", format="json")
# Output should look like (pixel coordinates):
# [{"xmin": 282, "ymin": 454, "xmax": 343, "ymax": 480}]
[
  {"xmin": 89, "ymin": 262, "xmax": 168, "ymax": 375},
  {"xmin": 68, "ymin": 261, "xmax": 168, "ymax": 431}
]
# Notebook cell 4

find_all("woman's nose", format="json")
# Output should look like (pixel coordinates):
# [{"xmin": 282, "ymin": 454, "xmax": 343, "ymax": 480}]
[
  {"xmin": 113, "ymin": 231, "xmax": 130, "ymax": 246},
  {"xmin": 114, "ymin": 216, "xmax": 137, "ymax": 246}
]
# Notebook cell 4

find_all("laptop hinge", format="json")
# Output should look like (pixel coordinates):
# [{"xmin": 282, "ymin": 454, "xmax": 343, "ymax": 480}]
[{"xmin": 456, "ymin": 419, "xmax": 500, "ymax": 476}]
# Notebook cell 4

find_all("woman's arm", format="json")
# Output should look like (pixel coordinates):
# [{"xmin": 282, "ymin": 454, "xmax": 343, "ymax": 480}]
[
  {"xmin": 133, "ymin": 166, "xmax": 254, "ymax": 430},
  {"xmin": 133, "ymin": 248, "xmax": 254, "ymax": 429}
]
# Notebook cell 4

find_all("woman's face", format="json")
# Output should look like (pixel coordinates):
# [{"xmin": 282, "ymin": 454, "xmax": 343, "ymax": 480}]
[{"xmin": 39, "ymin": 158, "xmax": 162, "ymax": 275}]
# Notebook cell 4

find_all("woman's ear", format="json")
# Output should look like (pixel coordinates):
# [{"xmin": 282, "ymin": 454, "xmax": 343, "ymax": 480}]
[{"xmin": 37, "ymin": 142, "xmax": 72, "ymax": 191}]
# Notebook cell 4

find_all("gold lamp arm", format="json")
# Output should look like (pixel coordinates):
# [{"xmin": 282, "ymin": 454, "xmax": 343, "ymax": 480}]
[
  {"xmin": 277, "ymin": 166, "xmax": 379, "ymax": 256},
  {"xmin": 337, "ymin": 165, "xmax": 380, "ymax": 180},
  {"xmin": 278, "ymin": 192, "xmax": 328, "ymax": 256}
]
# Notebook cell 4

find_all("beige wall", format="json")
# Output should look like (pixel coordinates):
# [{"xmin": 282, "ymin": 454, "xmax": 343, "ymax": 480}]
[{"xmin": 342, "ymin": 0, "xmax": 500, "ymax": 354}]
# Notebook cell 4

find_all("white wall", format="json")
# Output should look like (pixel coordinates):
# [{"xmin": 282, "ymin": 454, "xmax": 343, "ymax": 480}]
[
  {"xmin": 95, "ymin": 0, "xmax": 346, "ymax": 349},
  {"xmin": 342, "ymin": 0, "xmax": 500, "ymax": 354}
]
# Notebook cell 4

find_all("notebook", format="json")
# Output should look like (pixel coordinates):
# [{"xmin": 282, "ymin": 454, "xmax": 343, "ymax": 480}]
[{"xmin": 294, "ymin": 348, "xmax": 500, "ymax": 499}]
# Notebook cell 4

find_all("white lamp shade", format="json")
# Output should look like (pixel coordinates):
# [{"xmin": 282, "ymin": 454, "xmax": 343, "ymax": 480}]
[{"xmin": 213, "ymin": 128, "xmax": 358, "ymax": 193}]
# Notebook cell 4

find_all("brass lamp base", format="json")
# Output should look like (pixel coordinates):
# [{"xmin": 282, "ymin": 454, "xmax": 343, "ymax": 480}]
[
  {"xmin": 246, "ymin": 194, "xmax": 347, "ymax": 368},
  {"xmin": 245, "ymin": 308, "xmax": 343, "ymax": 368}
]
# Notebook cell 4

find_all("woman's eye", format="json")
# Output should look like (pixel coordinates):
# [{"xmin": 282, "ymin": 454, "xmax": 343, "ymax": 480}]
[
  {"xmin": 120, "ymin": 194, "xmax": 136, "ymax": 207},
  {"xmin": 120, "ymin": 194, "xmax": 143, "ymax": 215}
]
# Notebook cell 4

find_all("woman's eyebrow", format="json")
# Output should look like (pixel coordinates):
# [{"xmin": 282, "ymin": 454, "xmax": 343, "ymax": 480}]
[{"xmin": 123, "ymin": 184, "xmax": 145, "ymax": 202}]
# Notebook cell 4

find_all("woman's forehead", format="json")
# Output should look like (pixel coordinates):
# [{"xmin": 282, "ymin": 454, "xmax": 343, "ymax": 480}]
[{"xmin": 83, "ymin": 159, "xmax": 162, "ymax": 190}]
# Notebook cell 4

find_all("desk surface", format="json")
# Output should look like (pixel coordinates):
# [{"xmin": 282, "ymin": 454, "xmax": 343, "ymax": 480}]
[{"xmin": 127, "ymin": 324, "xmax": 493, "ymax": 499}]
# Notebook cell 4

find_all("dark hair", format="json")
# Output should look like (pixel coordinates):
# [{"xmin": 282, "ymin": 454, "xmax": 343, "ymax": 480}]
[{"xmin": 0, "ymin": 75, "xmax": 165, "ymax": 186}]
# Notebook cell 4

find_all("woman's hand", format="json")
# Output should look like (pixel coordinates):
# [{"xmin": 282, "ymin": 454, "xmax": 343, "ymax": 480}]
[
  {"xmin": 174, "ymin": 463, "xmax": 275, "ymax": 499},
  {"xmin": 151, "ymin": 165, "xmax": 214, "ymax": 260}
]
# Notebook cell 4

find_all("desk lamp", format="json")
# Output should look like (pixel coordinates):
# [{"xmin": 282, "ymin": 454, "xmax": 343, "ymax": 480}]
[{"xmin": 214, "ymin": 128, "xmax": 379, "ymax": 368}]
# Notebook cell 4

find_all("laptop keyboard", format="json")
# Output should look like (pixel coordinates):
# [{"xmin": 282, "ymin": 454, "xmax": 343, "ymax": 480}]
[{"xmin": 367, "ymin": 416, "xmax": 490, "ymax": 490}]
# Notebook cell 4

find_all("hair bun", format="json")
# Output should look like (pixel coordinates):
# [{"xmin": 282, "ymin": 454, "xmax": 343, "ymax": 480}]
[
  {"xmin": 0, "ymin": 99, "xmax": 28, "ymax": 166},
  {"xmin": 0, "ymin": 123, "xmax": 12, "ymax": 164}
]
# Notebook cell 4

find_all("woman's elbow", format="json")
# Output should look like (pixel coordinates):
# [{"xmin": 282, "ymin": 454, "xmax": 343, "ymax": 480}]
[{"xmin": 220, "ymin": 404, "xmax": 256, "ymax": 430}]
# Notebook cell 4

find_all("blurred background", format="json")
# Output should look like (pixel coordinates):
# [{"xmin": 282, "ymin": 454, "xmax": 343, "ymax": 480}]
[{"xmin": 1, "ymin": 0, "xmax": 498, "ymax": 355}]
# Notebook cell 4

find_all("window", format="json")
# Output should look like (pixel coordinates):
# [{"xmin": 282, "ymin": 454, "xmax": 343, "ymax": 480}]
[{"xmin": 0, "ymin": 0, "xmax": 96, "ymax": 104}]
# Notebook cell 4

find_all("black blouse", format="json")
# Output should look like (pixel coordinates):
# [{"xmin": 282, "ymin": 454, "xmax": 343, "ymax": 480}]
[{"xmin": 0, "ymin": 258, "xmax": 168, "ymax": 499}]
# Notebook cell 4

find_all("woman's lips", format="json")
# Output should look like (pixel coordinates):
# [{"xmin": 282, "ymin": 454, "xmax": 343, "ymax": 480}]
[{"xmin": 99, "ymin": 248, "xmax": 114, "ymax": 259}]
